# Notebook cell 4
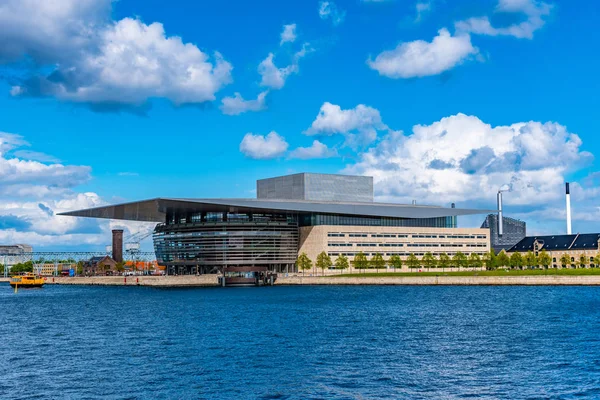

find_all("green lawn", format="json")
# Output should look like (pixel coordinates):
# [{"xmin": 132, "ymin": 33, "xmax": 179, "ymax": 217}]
[{"xmin": 332, "ymin": 268, "xmax": 600, "ymax": 278}]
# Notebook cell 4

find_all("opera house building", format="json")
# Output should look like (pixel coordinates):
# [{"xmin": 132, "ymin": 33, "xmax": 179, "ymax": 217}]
[{"xmin": 61, "ymin": 173, "xmax": 492, "ymax": 275}]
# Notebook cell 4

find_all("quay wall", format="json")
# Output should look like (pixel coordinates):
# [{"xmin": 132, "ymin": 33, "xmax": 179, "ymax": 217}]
[
  {"xmin": 27, "ymin": 274, "xmax": 600, "ymax": 286},
  {"xmin": 277, "ymin": 275, "xmax": 600, "ymax": 286},
  {"xmin": 44, "ymin": 275, "xmax": 218, "ymax": 287}
]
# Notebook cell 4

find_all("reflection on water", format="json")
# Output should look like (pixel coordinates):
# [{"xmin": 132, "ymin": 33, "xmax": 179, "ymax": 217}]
[{"xmin": 1, "ymin": 284, "xmax": 600, "ymax": 399}]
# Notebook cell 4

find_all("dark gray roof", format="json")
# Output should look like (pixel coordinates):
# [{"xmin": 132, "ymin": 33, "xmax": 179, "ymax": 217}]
[
  {"xmin": 58, "ymin": 198, "xmax": 495, "ymax": 222},
  {"xmin": 509, "ymin": 233, "xmax": 600, "ymax": 252}
]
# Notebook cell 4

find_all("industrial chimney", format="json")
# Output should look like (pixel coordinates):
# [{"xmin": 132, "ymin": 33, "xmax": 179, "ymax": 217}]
[
  {"xmin": 112, "ymin": 229, "xmax": 124, "ymax": 263},
  {"xmin": 566, "ymin": 182, "xmax": 572, "ymax": 235},
  {"xmin": 497, "ymin": 191, "xmax": 503, "ymax": 237}
]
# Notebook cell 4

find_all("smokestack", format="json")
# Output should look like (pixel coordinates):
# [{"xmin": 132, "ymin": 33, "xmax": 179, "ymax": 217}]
[
  {"xmin": 497, "ymin": 191, "xmax": 503, "ymax": 237},
  {"xmin": 112, "ymin": 229, "xmax": 124, "ymax": 263},
  {"xmin": 566, "ymin": 182, "xmax": 572, "ymax": 235}
]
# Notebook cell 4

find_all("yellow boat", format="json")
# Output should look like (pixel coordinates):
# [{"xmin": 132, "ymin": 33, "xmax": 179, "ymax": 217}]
[{"xmin": 10, "ymin": 273, "xmax": 45, "ymax": 288}]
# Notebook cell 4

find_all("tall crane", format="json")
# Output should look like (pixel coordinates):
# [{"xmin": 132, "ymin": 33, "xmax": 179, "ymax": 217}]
[{"xmin": 125, "ymin": 228, "xmax": 155, "ymax": 260}]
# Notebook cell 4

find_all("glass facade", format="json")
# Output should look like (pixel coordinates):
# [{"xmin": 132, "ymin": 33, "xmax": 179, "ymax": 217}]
[
  {"xmin": 299, "ymin": 213, "xmax": 455, "ymax": 228},
  {"xmin": 155, "ymin": 212, "xmax": 299, "ymax": 275}
]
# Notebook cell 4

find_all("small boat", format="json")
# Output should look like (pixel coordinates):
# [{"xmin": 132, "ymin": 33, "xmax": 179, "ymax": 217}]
[{"xmin": 10, "ymin": 273, "xmax": 45, "ymax": 288}]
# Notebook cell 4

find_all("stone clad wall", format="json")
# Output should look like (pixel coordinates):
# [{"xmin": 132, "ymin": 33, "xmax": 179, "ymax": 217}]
[{"xmin": 299, "ymin": 225, "xmax": 491, "ymax": 265}]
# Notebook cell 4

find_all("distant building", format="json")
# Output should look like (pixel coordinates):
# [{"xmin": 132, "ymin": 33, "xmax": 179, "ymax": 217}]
[
  {"xmin": 0, "ymin": 244, "xmax": 33, "ymax": 254},
  {"xmin": 0, "ymin": 244, "xmax": 33, "ymax": 270},
  {"xmin": 37, "ymin": 263, "xmax": 77, "ymax": 276},
  {"xmin": 83, "ymin": 256, "xmax": 118, "ymax": 276},
  {"xmin": 508, "ymin": 233, "xmax": 600, "ymax": 268},
  {"xmin": 481, "ymin": 214, "xmax": 526, "ymax": 253}
]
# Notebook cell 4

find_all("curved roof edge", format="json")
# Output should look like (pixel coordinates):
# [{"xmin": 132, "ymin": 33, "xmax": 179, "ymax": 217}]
[{"xmin": 58, "ymin": 198, "xmax": 496, "ymax": 222}]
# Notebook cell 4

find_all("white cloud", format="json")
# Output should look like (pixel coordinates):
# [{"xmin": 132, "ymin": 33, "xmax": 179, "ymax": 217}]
[
  {"xmin": 306, "ymin": 102, "xmax": 387, "ymax": 147},
  {"xmin": 258, "ymin": 43, "xmax": 312, "ymax": 90},
  {"xmin": 12, "ymin": 150, "xmax": 61, "ymax": 163},
  {"xmin": 289, "ymin": 140, "xmax": 338, "ymax": 159},
  {"xmin": 239, "ymin": 131, "xmax": 289, "ymax": 159},
  {"xmin": 344, "ymin": 113, "xmax": 597, "ymax": 232},
  {"xmin": 220, "ymin": 91, "xmax": 268, "ymax": 115},
  {"xmin": 280, "ymin": 24, "xmax": 297, "ymax": 45},
  {"xmin": 455, "ymin": 0, "xmax": 551, "ymax": 39},
  {"xmin": 0, "ymin": 131, "xmax": 160, "ymax": 249},
  {"xmin": 415, "ymin": 1, "xmax": 432, "ymax": 22},
  {"xmin": 0, "ymin": 0, "xmax": 112, "ymax": 64},
  {"xmin": 2, "ymin": 3, "xmax": 233, "ymax": 110},
  {"xmin": 367, "ymin": 28, "xmax": 479, "ymax": 78},
  {"xmin": 319, "ymin": 1, "xmax": 346, "ymax": 26}
]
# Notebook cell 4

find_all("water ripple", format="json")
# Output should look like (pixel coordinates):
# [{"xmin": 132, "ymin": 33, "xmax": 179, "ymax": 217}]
[{"xmin": 1, "ymin": 284, "xmax": 600, "ymax": 399}]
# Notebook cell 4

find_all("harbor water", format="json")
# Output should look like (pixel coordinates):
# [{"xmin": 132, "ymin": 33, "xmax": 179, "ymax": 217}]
[{"xmin": 1, "ymin": 284, "xmax": 600, "ymax": 399}]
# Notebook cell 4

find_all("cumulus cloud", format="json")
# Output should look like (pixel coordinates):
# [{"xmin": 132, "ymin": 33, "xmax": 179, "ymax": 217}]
[
  {"xmin": 455, "ymin": 0, "xmax": 552, "ymax": 39},
  {"xmin": 319, "ymin": 1, "xmax": 346, "ymax": 26},
  {"xmin": 344, "ymin": 114, "xmax": 593, "ymax": 223},
  {"xmin": 306, "ymin": 102, "xmax": 388, "ymax": 147},
  {"xmin": 0, "ymin": 131, "xmax": 157, "ymax": 249},
  {"xmin": 289, "ymin": 140, "xmax": 338, "ymax": 160},
  {"xmin": 258, "ymin": 43, "xmax": 312, "ymax": 90},
  {"xmin": 367, "ymin": 28, "xmax": 479, "ymax": 78},
  {"xmin": 2, "ymin": 2, "xmax": 232, "ymax": 110},
  {"xmin": 280, "ymin": 24, "xmax": 297, "ymax": 45},
  {"xmin": 220, "ymin": 91, "xmax": 268, "ymax": 115},
  {"xmin": 0, "ymin": 0, "xmax": 112, "ymax": 64},
  {"xmin": 239, "ymin": 132, "xmax": 289, "ymax": 159}
]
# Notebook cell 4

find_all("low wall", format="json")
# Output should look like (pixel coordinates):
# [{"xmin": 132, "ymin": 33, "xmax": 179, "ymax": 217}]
[
  {"xmin": 277, "ymin": 275, "xmax": 600, "ymax": 286},
  {"xmin": 14, "ymin": 274, "xmax": 600, "ymax": 287},
  {"xmin": 44, "ymin": 275, "xmax": 218, "ymax": 287}
]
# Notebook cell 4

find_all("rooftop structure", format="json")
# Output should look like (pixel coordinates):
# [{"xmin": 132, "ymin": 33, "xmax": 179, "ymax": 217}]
[
  {"xmin": 509, "ymin": 234, "xmax": 600, "ymax": 253},
  {"xmin": 257, "ymin": 173, "xmax": 373, "ymax": 202}
]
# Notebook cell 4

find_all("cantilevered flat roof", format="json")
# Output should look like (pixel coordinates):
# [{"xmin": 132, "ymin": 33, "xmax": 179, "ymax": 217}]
[{"xmin": 59, "ymin": 198, "xmax": 495, "ymax": 222}]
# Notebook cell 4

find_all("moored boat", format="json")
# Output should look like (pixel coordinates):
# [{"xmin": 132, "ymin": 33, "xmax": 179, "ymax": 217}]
[{"xmin": 10, "ymin": 273, "xmax": 45, "ymax": 288}]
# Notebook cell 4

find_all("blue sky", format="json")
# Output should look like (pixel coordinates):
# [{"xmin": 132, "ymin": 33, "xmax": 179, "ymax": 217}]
[{"xmin": 0, "ymin": 0, "xmax": 598, "ymax": 250}]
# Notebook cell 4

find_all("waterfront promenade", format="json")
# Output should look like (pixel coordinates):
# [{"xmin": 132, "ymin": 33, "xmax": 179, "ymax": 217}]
[{"xmin": 5, "ymin": 273, "xmax": 600, "ymax": 286}]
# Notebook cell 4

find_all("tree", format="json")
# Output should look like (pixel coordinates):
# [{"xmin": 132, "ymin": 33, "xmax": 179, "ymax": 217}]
[
  {"xmin": 594, "ymin": 253, "xmax": 600, "ymax": 268},
  {"xmin": 389, "ymin": 255, "xmax": 402, "ymax": 271},
  {"xmin": 115, "ymin": 262, "xmax": 125, "ymax": 274},
  {"xmin": 578, "ymin": 254, "xmax": 589, "ymax": 269},
  {"xmin": 538, "ymin": 250, "xmax": 551, "ymax": 269},
  {"xmin": 524, "ymin": 251, "xmax": 538, "ymax": 269},
  {"xmin": 11, "ymin": 261, "xmax": 33, "ymax": 274},
  {"xmin": 316, "ymin": 251, "xmax": 333, "ymax": 276},
  {"xmin": 438, "ymin": 253, "xmax": 450, "ymax": 271},
  {"xmin": 453, "ymin": 252, "xmax": 467, "ymax": 269},
  {"xmin": 496, "ymin": 251, "xmax": 510, "ymax": 269},
  {"xmin": 335, "ymin": 254, "xmax": 349, "ymax": 273},
  {"xmin": 468, "ymin": 253, "xmax": 483, "ymax": 270},
  {"xmin": 296, "ymin": 253, "xmax": 312, "ymax": 275},
  {"xmin": 559, "ymin": 253, "xmax": 571, "ymax": 269},
  {"xmin": 509, "ymin": 252, "xmax": 523, "ymax": 270},
  {"xmin": 483, "ymin": 250, "xmax": 497, "ymax": 270},
  {"xmin": 370, "ymin": 253, "xmax": 385, "ymax": 272},
  {"xmin": 353, "ymin": 252, "xmax": 369, "ymax": 273},
  {"xmin": 422, "ymin": 252, "xmax": 436, "ymax": 272},
  {"xmin": 406, "ymin": 254, "xmax": 420, "ymax": 270}
]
